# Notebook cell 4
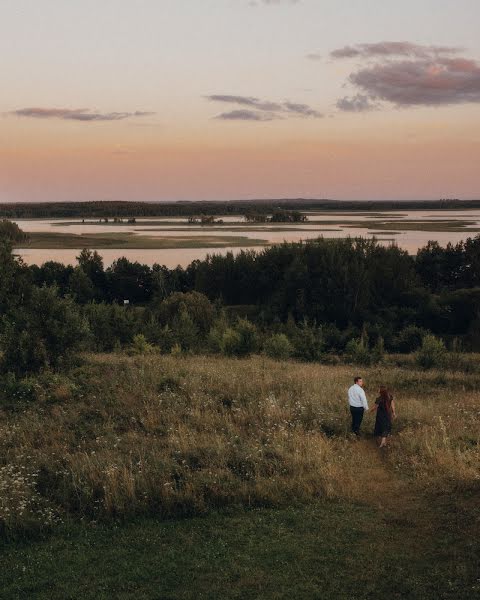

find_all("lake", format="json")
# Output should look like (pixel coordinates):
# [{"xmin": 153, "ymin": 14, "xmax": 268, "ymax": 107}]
[{"xmin": 13, "ymin": 209, "xmax": 480, "ymax": 267}]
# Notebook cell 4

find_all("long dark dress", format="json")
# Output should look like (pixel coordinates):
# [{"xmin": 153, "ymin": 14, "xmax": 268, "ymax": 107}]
[{"xmin": 374, "ymin": 396, "xmax": 392, "ymax": 437}]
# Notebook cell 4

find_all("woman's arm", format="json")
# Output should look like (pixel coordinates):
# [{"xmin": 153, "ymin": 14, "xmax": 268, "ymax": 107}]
[{"xmin": 391, "ymin": 400, "xmax": 396, "ymax": 418}]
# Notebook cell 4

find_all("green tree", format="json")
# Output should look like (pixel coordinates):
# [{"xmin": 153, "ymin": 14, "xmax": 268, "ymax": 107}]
[
  {"xmin": 416, "ymin": 335, "xmax": 446, "ymax": 369},
  {"xmin": 221, "ymin": 319, "xmax": 258, "ymax": 357},
  {"xmin": 264, "ymin": 333, "xmax": 293, "ymax": 360},
  {"xmin": 0, "ymin": 220, "xmax": 28, "ymax": 243},
  {"xmin": 1, "ymin": 286, "xmax": 89, "ymax": 375},
  {"xmin": 68, "ymin": 267, "xmax": 95, "ymax": 304}
]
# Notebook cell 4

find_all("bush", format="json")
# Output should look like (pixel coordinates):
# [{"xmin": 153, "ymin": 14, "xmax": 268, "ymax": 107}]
[
  {"xmin": 234, "ymin": 319, "xmax": 258, "ymax": 356},
  {"xmin": 0, "ymin": 373, "xmax": 40, "ymax": 405},
  {"xmin": 221, "ymin": 319, "xmax": 258, "ymax": 357},
  {"xmin": 344, "ymin": 338, "xmax": 372, "ymax": 366},
  {"xmin": 207, "ymin": 324, "xmax": 226, "ymax": 354},
  {"xmin": 372, "ymin": 336, "xmax": 385, "ymax": 364},
  {"xmin": 1, "ymin": 287, "xmax": 89, "ymax": 375},
  {"xmin": 264, "ymin": 334, "xmax": 293, "ymax": 360},
  {"xmin": 221, "ymin": 328, "xmax": 242, "ymax": 357},
  {"xmin": 129, "ymin": 334, "xmax": 156, "ymax": 355},
  {"xmin": 416, "ymin": 334, "xmax": 446, "ymax": 369},
  {"xmin": 291, "ymin": 322, "xmax": 324, "ymax": 361},
  {"xmin": 150, "ymin": 291, "xmax": 215, "ymax": 335},
  {"xmin": 395, "ymin": 325, "xmax": 429, "ymax": 353}
]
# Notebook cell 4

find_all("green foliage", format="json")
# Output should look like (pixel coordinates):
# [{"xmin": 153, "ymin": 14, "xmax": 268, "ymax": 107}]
[
  {"xmin": 221, "ymin": 319, "xmax": 258, "ymax": 357},
  {"xmin": 152, "ymin": 291, "xmax": 215, "ymax": 335},
  {"xmin": 83, "ymin": 303, "xmax": 141, "ymax": 351},
  {"xmin": 0, "ymin": 372, "xmax": 40, "ymax": 405},
  {"xmin": 1, "ymin": 287, "xmax": 89, "ymax": 375},
  {"xmin": 394, "ymin": 325, "xmax": 429, "ymax": 353},
  {"xmin": 68, "ymin": 267, "xmax": 95, "ymax": 303},
  {"xmin": 220, "ymin": 328, "xmax": 242, "ymax": 357},
  {"xmin": 264, "ymin": 334, "xmax": 293, "ymax": 360},
  {"xmin": 129, "ymin": 334, "xmax": 156, "ymax": 355},
  {"xmin": 170, "ymin": 343, "xmax": 182, "ymax": 357},
  {"xmin": 234, "ymin": 318, "xmax": 258, "ymax": 356},
  {"xmin": 207, "ymin": 313, "xmax": 228, "ymax": 354},
  {"xmin": 171, "ymin": 308, "xmax": 199, "ymax": 352},
  {"xmin": 344, "ymin": 338, "xmax": 372, "ymax": 366},
  {"xmin": 0, "ymin": 219, "xmax": 28, "ymax": 243},
  {"xmin": 290, "ymin": 321, "xmax": 325, "ymax": 361},
  {"xmin": 416, "ymin": 335, "xmax": 447, "ymax": 369}
]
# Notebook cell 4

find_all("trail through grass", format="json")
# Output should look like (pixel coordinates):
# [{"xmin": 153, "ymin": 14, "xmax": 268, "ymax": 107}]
[
  {"xmin": 2, "ymin": 435, "xmax": 478, "ymax": 599},
  {"xmin": 1, "ymin": 356, "xmax": 479, "ymax": 598}
]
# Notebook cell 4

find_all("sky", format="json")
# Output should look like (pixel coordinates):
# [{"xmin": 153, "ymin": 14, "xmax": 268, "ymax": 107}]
[{"xmin": 1, "ymin": 0, "xmax": 479, "ymax": 202}]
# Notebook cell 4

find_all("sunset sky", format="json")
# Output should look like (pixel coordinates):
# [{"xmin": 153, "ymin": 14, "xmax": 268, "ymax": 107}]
[{"xmin": 1, "ymin": 0, "xmax": 479, "ymax": 202}]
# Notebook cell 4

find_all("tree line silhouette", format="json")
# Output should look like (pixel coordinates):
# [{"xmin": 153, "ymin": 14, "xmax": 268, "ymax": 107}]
[{"xmin": 2, "ymin": 228, "xmax": 480, "ymax": 375}]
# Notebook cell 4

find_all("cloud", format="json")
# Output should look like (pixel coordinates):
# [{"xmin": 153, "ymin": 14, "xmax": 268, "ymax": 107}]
[
  {"xmin": 336, "ymin": 94, "xmax": 377, "ymax": 112},
  {"xmin": 207, "ymin": 94, "xmax": 322, "ymax": 121},
  {"xmin": 349, "ymin": 57, "xmax": 480, "ymax": 106},
  {"xmin": 207, "ymin": 95, "xmax": 282, "ymax": 112},
  {"xmin": 10, "ymin": 108, "xmax": 155, "ymax": 121},
  {"xmin": 330, "ymin": 41, "xmax": 480, "ymax": 109},
  {"xmin": 283, "ymin": 102, "xmax": 322, "ymax": 117},
  {"xmin": 306, "ymin": 52, "xmax": 322, "ymax": 61},
  {"xmin": 215, "ymin": 109, "xmax": 278, "ymax": 121},
  {"xmin": 330, "ymin": 42, "xmax": 461, "ymax": 60}
]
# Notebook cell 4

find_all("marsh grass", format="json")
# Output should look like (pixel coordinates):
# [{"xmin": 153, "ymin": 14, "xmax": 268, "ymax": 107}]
[
  {"xmin": 0, "ymin": 355, "xmax": 479, "ymax": 535},
  {"xmin": 17, "ymin": 232, "xmax": 268, "ymax": 249}
]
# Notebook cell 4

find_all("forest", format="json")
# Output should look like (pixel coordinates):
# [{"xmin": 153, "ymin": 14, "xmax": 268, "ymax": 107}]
[
  {"xmin": 2, "ymin": 218, "xmax": 480, "ymax": 378},
  {"xmin": 2, "ymin": 198, "xmax": 480, "ymax": 219}
]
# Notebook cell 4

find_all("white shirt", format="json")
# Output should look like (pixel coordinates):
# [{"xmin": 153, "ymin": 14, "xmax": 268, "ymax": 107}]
[{"xmin": 348, "ymin": 384, "xmax": 368, "ymax": 410}]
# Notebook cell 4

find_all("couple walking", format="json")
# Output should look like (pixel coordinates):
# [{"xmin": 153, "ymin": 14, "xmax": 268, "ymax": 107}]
[{"xmin": 348, "ymin": 376, "xmax": 396, "ymax": 447}]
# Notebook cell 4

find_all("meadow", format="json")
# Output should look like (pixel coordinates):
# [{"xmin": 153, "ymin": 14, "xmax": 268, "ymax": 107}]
[{"xmin": 1, "ymin": 353, "xmax": 479, "ymax": 598}]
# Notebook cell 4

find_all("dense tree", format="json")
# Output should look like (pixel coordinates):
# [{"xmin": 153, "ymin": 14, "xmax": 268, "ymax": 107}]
[
  {"xmin": 107, "ymin": 257, "xmax": 153, "ymax": 304},
  {"xmin": 1, "ymin": 286, "xmax": 88, "ymax": 375}
]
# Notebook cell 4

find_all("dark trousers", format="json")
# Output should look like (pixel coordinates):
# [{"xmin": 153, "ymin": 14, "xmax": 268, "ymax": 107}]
[{"xmin": 350, "ymin": 406, "xmax": 365, "ymax": 435}]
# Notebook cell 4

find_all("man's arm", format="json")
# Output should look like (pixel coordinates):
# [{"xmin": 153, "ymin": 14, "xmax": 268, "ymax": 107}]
[{"xmin": 360, "ymin": 388, "xmax": 369, "ymax": 410}]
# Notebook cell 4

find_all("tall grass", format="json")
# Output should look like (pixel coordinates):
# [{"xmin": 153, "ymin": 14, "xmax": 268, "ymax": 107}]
[{"xmin": 1, "ymin": 354, "xmax": 479, "ymax": 534}]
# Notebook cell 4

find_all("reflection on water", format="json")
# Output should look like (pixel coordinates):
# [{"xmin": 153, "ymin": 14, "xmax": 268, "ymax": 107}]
[{"xmin": 13, "ymin": 209, "xmax": 480, "ymax": 268}]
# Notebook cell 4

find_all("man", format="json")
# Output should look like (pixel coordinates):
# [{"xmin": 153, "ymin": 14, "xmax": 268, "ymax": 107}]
[{"xmin": 348, "ymin": 376, "xmax": 368, "ymax": 436}]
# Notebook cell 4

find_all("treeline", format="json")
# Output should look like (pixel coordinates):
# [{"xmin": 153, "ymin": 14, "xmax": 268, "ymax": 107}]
[
  {"xmin": 2, "ymin": 199, "xmax": 480, "ymax": 219},
  {"xmin": 2, "ymin": 232, "xmax": 480, "ymax": 378}
]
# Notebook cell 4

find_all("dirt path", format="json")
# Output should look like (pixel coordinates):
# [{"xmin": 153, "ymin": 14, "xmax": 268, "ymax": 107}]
[{"xmin": 347, "ymin": 437, "xmax": 435, "ymax": 534}]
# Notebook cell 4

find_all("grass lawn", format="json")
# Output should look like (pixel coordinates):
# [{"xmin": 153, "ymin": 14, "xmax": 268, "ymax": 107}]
[{"xmin": 2, "ymin": 494, "xmax": 478, "ymax": 600}]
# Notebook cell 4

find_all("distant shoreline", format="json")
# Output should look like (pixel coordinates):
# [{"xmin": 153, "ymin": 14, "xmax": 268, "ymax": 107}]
[{"xmin": 2, "ymin": 198, "xmax": 480, "ymax": 219}]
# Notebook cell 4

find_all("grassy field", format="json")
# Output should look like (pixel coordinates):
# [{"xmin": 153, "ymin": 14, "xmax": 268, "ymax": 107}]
[
  {"xmin": 1, "ymin": 355, "xmax": 479, "ymax": 598},
  {"xmin": 15, "ymin": 232, "xmax": 268, "ymax": 249}
]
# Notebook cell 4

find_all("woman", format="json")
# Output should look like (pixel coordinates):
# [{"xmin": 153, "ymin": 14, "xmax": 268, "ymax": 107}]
[{"xmin": 370, "ymin": 386, "xmax": 396, "ymax": 448}]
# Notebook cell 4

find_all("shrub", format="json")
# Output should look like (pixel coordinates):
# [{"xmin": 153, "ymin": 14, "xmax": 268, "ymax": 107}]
[
  {"xmin": 207, "ymin": 324, "xmax": 225, "ymax": 354},
  {"xmin": 129, "ymin": 334, "xmax": 156, "ymax": 355},
  {"xmin": 1, "ymin": 287, "xmax": 89, "ymax": 375},
  {"xmin": 220, "ymin": 328, "xmax": 242, "ymax": 357},
  {"xmin": 345, "ymin": 338, "xmax": 373, "ymax": 366},
  {"xmin": 234, "ymin": 319, "xmax": 258, "ymax": 356},
  {"xmin": 395, "ymin": 325, "xmax": 429, "ymax": 353},
  {"xmin": 291, "ymin": 322, "xmax": 324, "ymax": 361},
  {"xmin": 0, "ymin": 373, "xmax": 40, "ymax": 405},
  {"xmin": 151, "ymin": 291, "xmax": 215, "ymax": 335},
  {"xmin": 344, "ymin": 338, "xmax": 372, "ymax": 366},
  {"xmin": 416, "ymin": 335, "xmax": 446, "ymax": 369},
  {"xmin": 264, "ymin": 334, "xmax": 293, "ymax": 360},
  {"xmin": 372, "ymin": 336, "xmax": 385, "ymax": 364}
]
